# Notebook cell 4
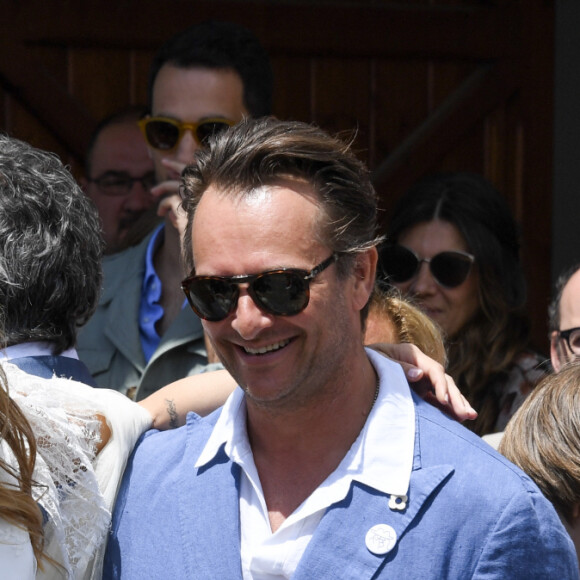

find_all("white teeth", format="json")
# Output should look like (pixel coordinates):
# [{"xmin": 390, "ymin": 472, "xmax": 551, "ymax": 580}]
[{"xmin": 244, "ymin": 339, "xmax": 290, "ymax": 355}]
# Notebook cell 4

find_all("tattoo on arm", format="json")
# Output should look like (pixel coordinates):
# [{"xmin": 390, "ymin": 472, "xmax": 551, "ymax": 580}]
[{"xmin": 165, "ymin": 398, "xmax": 179, "ymax": 429}]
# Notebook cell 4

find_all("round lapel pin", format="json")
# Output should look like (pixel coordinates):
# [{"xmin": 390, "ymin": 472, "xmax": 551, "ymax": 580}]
[{"xmin": 365, "ymin": 524, "xmax": 397, "ymax": 555}]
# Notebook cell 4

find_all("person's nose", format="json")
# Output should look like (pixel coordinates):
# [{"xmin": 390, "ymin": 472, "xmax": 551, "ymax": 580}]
[
  {"xmin": 124, "ymin": 180, "xmax": 156, "ymax": 211},
  {"xmin": 173, "ymin": 130, "xmax": 199, "ymax": 165},
  {"xmin": 409, "ymin": 261, "xmax": 437, "ymax": 297},
  {"xmin": 231, "ymin": 289, "xmax": 274, "ymax": 341}
]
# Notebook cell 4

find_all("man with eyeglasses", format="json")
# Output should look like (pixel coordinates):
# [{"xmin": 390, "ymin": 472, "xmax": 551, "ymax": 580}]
[
  {"xmin": 549, "ymin": 263, "xmax": 580, "ymax": 372},
  {"xmin": 104, "ymin": 118, "xmax": 577, "ymax": 579},
  {"xmin": 81, "ymin": 106, "xmax": 157, "ymax": 255},
  {"xmin": 77, "ymin": 21, "xmax": 273, "ymax": 399},
  {"xmin": 482, "ymin": 263, "xmax": 580, "ymax": 450}
]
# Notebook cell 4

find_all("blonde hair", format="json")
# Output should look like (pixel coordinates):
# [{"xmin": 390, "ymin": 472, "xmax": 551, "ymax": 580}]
[
  {"xmin": 0, "ymin": 365, "xmax": 45, "ymax": 565},
  {"xmin": 499, "ymin": 362, "xmax": 580, "ymax": 524},
  {"xmin": 366, "ymin": 288, "xmax": 447, "ymax": 366}
]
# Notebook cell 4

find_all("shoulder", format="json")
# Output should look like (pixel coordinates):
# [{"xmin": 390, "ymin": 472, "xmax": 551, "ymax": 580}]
[
  {"xmin": 414, "ymin": 394, "xmax": 547, "ymax": 496},
  {"xmin": 415, "ymin": 395, "xmax": 514, "ymax": 463},
  {"xmin": 411, "ymin": 398, "xmax": 578, "ymax": 576},
  {"xmin": 125, "ymin": 410, "xmax": 220, "ymax": 481}
]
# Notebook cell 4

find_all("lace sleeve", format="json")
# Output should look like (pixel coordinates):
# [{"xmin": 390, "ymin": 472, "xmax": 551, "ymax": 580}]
[{"xmin": 1, "ymin": 361, "xmax": 152, "ymax": 580}]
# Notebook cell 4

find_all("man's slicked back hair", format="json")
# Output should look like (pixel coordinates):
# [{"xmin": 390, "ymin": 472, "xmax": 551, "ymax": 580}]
[
  {"xmin": 181, "ymin": 117, "xmax": 380, "ymax": 278},
  {"xmin": 0, "ymin": 134, "xmax": 103, "ymax": 353},
  {"xmin": 148, "ymin": 20, "xmax": 273, "ymax": 118}
]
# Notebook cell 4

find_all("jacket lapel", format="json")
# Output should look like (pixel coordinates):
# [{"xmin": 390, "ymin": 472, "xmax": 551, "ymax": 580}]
[
  {"xmin": 177, "ymin": 443, "xmax": 244, "ymax": 579},
  {"xmin": 150, "ymin": 305, "xmax": 205, "ymax": 363},
  {"xmin": 103, "ymin": 278, "xmax": 146, "ymax": 372},
  {"xmin": 294, "ymin": 464, "xmax": 454, "ymax": 579}
]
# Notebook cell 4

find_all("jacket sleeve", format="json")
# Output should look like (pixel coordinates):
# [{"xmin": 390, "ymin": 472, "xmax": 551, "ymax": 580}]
[{"xmin": 472, "ymin": 485, "xmax": 579, "ymax": 579}]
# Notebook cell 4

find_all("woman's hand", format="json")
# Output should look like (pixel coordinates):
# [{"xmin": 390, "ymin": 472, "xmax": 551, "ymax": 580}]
[{"xmin": 369, "ymin": 342, "xmax": 477, "ymax": 422}]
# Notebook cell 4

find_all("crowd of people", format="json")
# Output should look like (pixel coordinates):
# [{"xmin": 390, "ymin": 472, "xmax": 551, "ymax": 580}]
[{"xmin": 0, "ymin": 17, "xmax": 578, "ymax": 580}]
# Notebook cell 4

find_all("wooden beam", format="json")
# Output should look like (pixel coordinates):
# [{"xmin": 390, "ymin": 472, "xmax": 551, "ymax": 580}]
[
  {"xmin": 372, "ymin": 58, "xmax": 520, "ymax": 222},
  {"xmin": 0, "ymin": 38, "xmax": 96, "ymax": 159},
  {"xmin": 4, "ymin": 1, "xmax": 520, "ymax": 60}
]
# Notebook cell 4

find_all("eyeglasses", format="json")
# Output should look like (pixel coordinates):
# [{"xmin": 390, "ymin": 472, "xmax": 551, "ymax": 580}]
[
  {"xmin": 138, "ymin": 116, "xmax": 235, "ymax": 151},
  {"xmin": 88, "ymin": 171, "xmax": 157, "ymax": 197},
  {"xmin": 378, "ymin": 244, "xmax": 475, "ymax": 289},
  {"xmin": 556, "ymin": 327, "xmax": 580, "ymax": 355},
  {"xmin": 181, "ymin": 254, "xmax": 339, "ymax": 322}
]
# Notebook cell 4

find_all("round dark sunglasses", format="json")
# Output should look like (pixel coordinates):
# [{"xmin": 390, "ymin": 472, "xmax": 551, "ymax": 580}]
[
  {"xmin": 138, "ymin": 116, "xmax": 234, "ymax": 151},
  {"xmin": 181, "ymin": 254, "xmax": 339, "ymax": 322},
  {"xmin": 378, "ymin": 244, "xmax": 475, "ymax": 289}
]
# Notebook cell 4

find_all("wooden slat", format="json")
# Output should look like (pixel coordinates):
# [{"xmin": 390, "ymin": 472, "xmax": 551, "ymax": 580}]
[
  {"xmin": 4, "ymin": 1, "xmax": 520, "ymax": 60},
  {"xmin": 0, "ymin": 38, "xmax": 96, "ymax": 159},
  {"xmin": 372, "ymin": 59, "xmax": 520, "ymax": 220}
]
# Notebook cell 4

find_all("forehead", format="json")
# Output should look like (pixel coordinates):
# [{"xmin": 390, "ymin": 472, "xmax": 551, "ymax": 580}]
[
  {"xmin": 152, "ymin": 65, "xmax": 247, "ymax": 122},
  {"xmin": 398, "ymin": 219, "xmax": 468, "ymax": 254},
  {"xmin": 91, "ymin": 123, "xmax": 151, "ymax": 172},
  {"xmin": 192, "ymin": 181, "xmax": 326, "ymax": 274},
  {"xmin": 560, "ymin": 270, "xmax": 580, "ymax": 329}
]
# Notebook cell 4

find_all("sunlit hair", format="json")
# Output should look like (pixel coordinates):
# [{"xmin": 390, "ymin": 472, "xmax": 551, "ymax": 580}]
[
  {"xmin": 499, "ymin": 362, "xmax": 580, "ymax": 525},
  {"xmin": 548, "ymin": 263, "xmax": 580, "ymax": 332},
  {"xmin": 0, "ymin": 134, "xmax": 103, "ymax": 354},
  {"xmin": 367, "ymin": 287, "xmax": 447, "ymax": 367},
  {"xmin": 148, "ymin": 20, "xmax": 272, "ymax": 118},
  {"xmin": 181, "ymin": 117, "xmax": 381, "ymax": 281},
  {"xmin": 0, "ymin": 365, "xmax": 45, "ymax": 566},
  {"xmin": 383, "ymin": 172, "xmax": 534, "ymax": 434}
]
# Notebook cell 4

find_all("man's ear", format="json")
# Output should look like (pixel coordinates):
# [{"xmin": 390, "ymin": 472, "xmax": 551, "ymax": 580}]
[
  {"xmin": 351, "ymin": 247, "xmax": 377, "ymax": 312},
  {"xmin": 550, "ymin": 331, "xmax": 563, "ymax": 373}
]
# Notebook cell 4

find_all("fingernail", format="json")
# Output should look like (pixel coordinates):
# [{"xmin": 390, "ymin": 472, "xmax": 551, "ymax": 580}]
[{"xmin": 407, "ymin": 368, "xmax": 422, "ymax": 379}]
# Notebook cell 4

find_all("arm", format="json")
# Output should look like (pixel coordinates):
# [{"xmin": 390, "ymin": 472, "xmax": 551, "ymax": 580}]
[
  {"xmin": 138, "ymin": 370, "xmax": 237, "ymax": 430},
  {"xmin": 369, "ymin": 342, "xmax": 477, "ymax": 422}
]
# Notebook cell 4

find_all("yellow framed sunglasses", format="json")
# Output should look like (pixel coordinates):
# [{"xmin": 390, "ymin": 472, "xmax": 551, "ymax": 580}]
[{"xmin": 138, "ymin": 116, "xmax": 235, "ymax": 151}]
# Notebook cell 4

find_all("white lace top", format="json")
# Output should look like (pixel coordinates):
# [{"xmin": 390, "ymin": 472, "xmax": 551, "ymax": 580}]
[{"xmin": 0, "ymin": 362, "xmax": 152, "ymax": 579}]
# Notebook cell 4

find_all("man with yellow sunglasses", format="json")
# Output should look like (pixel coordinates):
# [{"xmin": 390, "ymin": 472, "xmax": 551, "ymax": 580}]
[{"xmin": 77, "ymin": 21, "xmax": 273, "ymax": 399}]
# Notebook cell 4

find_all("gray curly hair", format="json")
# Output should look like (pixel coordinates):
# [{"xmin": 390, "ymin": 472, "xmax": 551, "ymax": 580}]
[{"xmin": 0, "ymin": 134, "xmax": 103, "ymax": 353}]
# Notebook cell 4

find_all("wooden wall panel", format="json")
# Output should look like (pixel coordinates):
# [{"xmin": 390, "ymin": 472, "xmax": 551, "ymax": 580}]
[
  {"xmin": 374, "ymin": 60, "xmax": 430, "ymax": 172},
  {"xmin": 271, "ymin": 56, "xmax": 312, "ymax": 122},
  {"xmin": 313, "ymin": 58, "xmax": 372, "ymax": 165},
  {"xmin": 69, "ymin": 49, "xmax": 134, "ymax": 119},
  {"xmin": 0, "ymin": 0, "xmax": 554, "ymax": 349}
]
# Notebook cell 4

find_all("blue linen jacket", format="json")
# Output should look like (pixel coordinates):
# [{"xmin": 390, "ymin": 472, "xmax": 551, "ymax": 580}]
[
  {"xmin": 76, "ymin": 229, "xmax": 208, "ymax": 400},
  {"xmin": 104, "ymin": 367, "xmax": 579, "ymax": 579}
]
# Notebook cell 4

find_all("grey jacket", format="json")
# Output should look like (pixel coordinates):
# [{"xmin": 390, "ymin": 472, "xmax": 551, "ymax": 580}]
[{"xmin": 77, "ymin": 229, "xmax": 207, "ymax": 400}]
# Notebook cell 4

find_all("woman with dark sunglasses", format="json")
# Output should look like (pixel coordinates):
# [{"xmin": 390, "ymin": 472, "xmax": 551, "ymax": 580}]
[{"xmin": 378, "ymin": 172, "xmax": 546, "ymax": 436}]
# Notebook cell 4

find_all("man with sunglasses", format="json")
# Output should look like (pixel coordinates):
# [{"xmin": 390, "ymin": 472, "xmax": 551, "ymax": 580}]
[
  {"xmin": 81, "ymin": 106, "xmax": 157, "ymax": 255},
  {"xmin": 104, "ymin": 118, "xmax": 577, "ymax": 579},
  {"xmin": 77, "ymin": 21, "xmax": 273, "ymax": 398},
  {"xmin": 549, "ymin": 263, "xmax": 580, "ymax": 372}
]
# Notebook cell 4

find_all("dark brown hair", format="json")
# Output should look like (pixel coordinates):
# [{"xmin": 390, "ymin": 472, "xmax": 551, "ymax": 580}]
[{"xmin": 383, "ymin": 172, "xmax": 534, "ymax": 434}]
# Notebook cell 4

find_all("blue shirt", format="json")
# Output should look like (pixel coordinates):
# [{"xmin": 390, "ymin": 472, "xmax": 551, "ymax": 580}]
[{"xmin": 139, "ymin": 225, "xmax": 165, "ymax": 362}]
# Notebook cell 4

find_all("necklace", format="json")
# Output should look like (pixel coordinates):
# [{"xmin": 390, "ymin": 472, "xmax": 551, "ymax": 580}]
[{"xmin": 369, "ymin": 377, "xmax": 380, "ymax": 413}]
